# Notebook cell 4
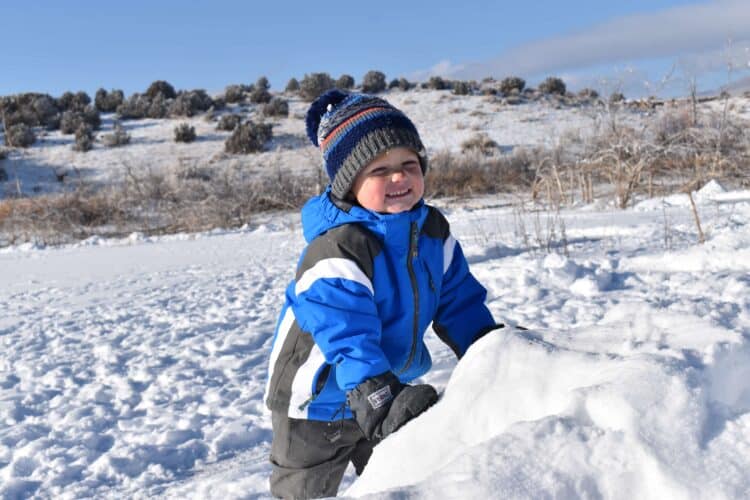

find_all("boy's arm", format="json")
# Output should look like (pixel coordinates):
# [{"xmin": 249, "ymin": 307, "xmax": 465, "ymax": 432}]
[
  {"xmin": 433, "ymin": 235, "xmax": 503, "ymax": 358},
  {"xmin": 292, "ymin": 227, "xmax": 391, "ymax": 391},
  {"xmin": 293, "ymin": 269, "xmax": 390, "ymax": 390}
]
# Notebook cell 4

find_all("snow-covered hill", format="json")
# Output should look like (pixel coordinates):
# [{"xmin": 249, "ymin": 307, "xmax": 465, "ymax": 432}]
[
  {"xmin": 2, "ymin": 179, "xmax": 749, "ymax": 498},
  {"xmin": 9, "ymin": 88, "xmax": 743, "ymax": 199}
]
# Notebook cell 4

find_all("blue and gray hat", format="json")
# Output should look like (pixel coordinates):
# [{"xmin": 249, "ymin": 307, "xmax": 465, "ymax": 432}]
[{"xmin": 305, "ymin": 89, "xmax": 428, "ymax": 199}]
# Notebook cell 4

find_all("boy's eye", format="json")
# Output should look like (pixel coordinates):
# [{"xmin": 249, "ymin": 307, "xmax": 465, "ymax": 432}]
[{"xmin": 370, "ymin": 167, "xmax": 390, "ymax": 176}]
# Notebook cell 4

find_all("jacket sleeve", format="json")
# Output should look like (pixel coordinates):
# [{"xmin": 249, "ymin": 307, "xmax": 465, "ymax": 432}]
[
  {"xmin": 291, "ymin": 228, "xmax": 391, "ymax": 391},
  {"xmin": 432, "ymin": 235, "xmax": 500, "ymax": 358}
]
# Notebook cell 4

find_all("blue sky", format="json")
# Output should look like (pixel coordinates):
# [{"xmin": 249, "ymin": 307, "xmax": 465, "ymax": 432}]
[{"xmin": 2, "ymin": 0, "xmax": 749, "ymax": 98}]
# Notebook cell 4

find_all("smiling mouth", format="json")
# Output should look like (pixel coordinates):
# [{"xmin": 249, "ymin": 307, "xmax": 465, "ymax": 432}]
[{"xmin": 386, "ymin": 189, "xmax": 411, "ymax": 199}]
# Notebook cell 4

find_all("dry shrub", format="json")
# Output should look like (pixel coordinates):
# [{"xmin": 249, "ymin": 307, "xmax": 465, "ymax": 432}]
[
  {"xmin": 73, "ymin": 124, "xmax": 95, "ymax": 152},
  {"xmin": 101, "ymin": 122, "xmax": 131, "ymax": 147},
  {"xmin": 425, "ymin": 149, "xmax": 535, "ymax": 197},
  {"xmin": 538, "ymin": 77, "xmax": 566, "ymax": 95},
  {"xmin": 57, "ymin": 91, "xmax": 91, "ymax": 112},
  {"xmin": 500, "ymin": 76, "xmax": 525, "ymax": 94},
  {"xmin": 94, "ymin": 88, "xmax": 125, "ymax": 112},
  {"xmin": 362, "ymin": 71, "xmax": 386, "ymax": 94},
  {"xmin": 225, "ymin": 121, "xmax": 272, "ymax": 154},
  {"xmin": 262, "ymin": 97, "xmax": 289, "ymax": 117},
  {"xmin": 224, "ymin": 84, "xmax": 248, "ymax": 103},
  {"xmin": 217, "ymin": 114, "xmax": 242, "ymax": 131},
  {"xmin": 60, "ymin": 106, "xmax": 101, "ymax": 134},
  {"xmin": 460, "ymin": 133, "xmax": 499, "ymax": 155},
  {"xmin": 299, "ymin": 73, "xmax": 335, "ymax": 102},
  {"xmin": 146, "ymin": 80, "xmax": 177, "ymax": 100},
  {"xmin": 4, "ymin": 123, "xmax": 36, "ymax": 148},
  {"xmin": 169, "ymin": 90, "xmax": 214, "ymax": 117},
  {"xmin": 0, "ymin": 188, "xmax": 127, "ymax": 245},
  {"xmin": 173, "ymin": 123, "xmax": 196, "ymax": 143},
  {"xmin": 285, "ymin": 78, "xmax": 300, "ymax": 93},
  {"xmin": 336, "ymin": 74, "xmax": 355, "ymax": 90}
]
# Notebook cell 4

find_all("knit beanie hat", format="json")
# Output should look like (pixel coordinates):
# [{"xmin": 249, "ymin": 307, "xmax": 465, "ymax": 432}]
[{"xmin": 305, "ymin": 89, "xmax": 428, "ymax": 199}]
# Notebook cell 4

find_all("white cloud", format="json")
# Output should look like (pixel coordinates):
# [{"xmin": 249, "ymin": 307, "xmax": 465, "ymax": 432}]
[
  {"xmin": 439, "ymin": 0, "xmax": 750, "ymax": 82},
  {"xmin": 409, "ymin": 59, "xmax": 465, "ymax": 82}
]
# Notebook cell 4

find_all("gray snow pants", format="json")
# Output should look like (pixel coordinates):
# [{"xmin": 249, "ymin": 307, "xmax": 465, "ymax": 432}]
[{"xmin": 269, "ymin": 411, "xmax": 376, "ymax": 499}]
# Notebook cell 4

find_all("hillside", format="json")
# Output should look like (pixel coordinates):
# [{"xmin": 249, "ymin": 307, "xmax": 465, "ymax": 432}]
[{"xmin": 2, "ymin": 86, "xmax": 749, "ymax": 247}]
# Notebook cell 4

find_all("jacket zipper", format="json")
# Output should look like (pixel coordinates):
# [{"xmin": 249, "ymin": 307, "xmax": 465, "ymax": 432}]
[
  {"xmin": 398, "ymin": 222, "xmax": 420, "ymax": 374},
  {"xmin": 297, "ymin": 363, "xmax": 331, "ymax": 411}
]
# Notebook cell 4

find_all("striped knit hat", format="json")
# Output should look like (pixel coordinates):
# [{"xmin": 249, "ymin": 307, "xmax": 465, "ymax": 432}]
[{"xmin": 305, "ymin": 89, "xmax": 427, "ymax": 199}]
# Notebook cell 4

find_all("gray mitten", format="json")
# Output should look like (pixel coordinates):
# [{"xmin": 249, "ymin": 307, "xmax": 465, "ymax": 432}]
[
  {"xmin": 347, "ymin": 372, "xmax": 404, "ymax": 440},
  {"xmin": 347, "ymin": 372, "xmax": 438, "ymax": 441},
  {"xmin": 379, "ymin": 384, "xmax": 438, "ymax": 438}
]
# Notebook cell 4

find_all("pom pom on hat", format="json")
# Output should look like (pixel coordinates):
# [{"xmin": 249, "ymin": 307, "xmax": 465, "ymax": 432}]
[{"xmin": 305, "ymin": 89, "xmax": 349, "ymax": 147}]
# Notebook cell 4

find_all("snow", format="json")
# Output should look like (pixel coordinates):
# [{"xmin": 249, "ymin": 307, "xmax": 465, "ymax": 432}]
[
  {"xmin": 1, "ymin": 186, "xmax": 749, "ymax": 499},
  {"xmin": 2, "ymin": 90, "xmax": 750, "ymax": 498}
]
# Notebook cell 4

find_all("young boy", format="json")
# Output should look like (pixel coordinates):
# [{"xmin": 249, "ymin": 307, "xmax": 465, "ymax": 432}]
[{"xmin": 264, "ymin": 89, "xmax": 503, "ymax": 499}]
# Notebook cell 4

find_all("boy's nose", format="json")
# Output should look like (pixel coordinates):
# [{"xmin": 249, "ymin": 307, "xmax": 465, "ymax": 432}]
[{"xmin": 390, "ymin": 169, "xmax": 407, "ymax": 181}]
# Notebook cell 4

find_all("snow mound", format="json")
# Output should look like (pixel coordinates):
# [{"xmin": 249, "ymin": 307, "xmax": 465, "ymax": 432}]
[{"xmin": 346, "ymin": 327, "xmax": 750, "ymax": 499}]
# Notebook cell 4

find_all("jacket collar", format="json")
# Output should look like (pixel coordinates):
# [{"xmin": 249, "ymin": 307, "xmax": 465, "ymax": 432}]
[{"xmin": 301, "ymin": 187, "xmax": 428, "ymax": 245}]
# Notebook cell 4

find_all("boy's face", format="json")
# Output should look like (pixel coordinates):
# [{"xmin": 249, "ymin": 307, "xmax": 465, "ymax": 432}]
[{"xmin": 351, "ymin": 147, "xmax": 425, "ymax": 214}]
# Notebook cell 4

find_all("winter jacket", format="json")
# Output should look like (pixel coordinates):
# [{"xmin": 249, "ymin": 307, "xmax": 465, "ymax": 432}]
[{"xmin": 264, "ymin": 189, "xmax": 498, "ymax": 421}]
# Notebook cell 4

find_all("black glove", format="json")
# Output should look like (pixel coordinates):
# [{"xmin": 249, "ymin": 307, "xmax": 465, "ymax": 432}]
[{"xmin": 347, "ymin": 372, "xmax": 438, "ymax": 441}]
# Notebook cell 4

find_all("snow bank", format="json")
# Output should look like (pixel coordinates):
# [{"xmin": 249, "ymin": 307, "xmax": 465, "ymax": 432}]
[{"xmin": 347, "ymin": 326, "xmax": 750, "ymax": 499}]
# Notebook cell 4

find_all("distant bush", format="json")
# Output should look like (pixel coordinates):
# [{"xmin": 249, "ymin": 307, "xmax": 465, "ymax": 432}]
[
  {"xmin": 94, "ymin": 89, "xmax": 125, "ymax": 112},
  {"xmin": 216, "ymin": 114, "xmax": 242, "ymax": 131},
  {"xmin": 397, "ymin": 78, "xmax": 413, "ymax": 91},
  {"xmin": 538, "ymin": 77, "xmax": 566, "ymax": 95},
  {"xmin": 577, "ymin": 88, "xmax": 599, "ymax": 100},
  {"xmin": 174, "ymin": 123, "xmax": 196, "ymax": 143},
  {"xmin": 255, "ymin": 76, "xmax": 270, "ymax": 91},
  {"xmin": 169, "ymin": 89, "xmax": 214, "ymax": 117},
  {"xmin": 224, "ymin": 84, "xmax": 247, "ymax": 103},
  {"xmin": 57, "ymin": 91, "xmax": 91, "ymax": 112},
  {"xmin": 73, "ymin": 124, "xmax": 95, "ymax": 152},
  {"xmin": 460, "ymin": 133, "xmax": 499, "ymax": 155},
  {"xmin": 0, "ymin": 147, "xmax": 8, "ymax": 160},
  {"xmin": 299, "ymin": 72, "xmax": 335, "ymax": 101},
  {"xmin": 147, "ymin": 94, "xmax": 169, "ymax": 119},
  {"xmin": 146, "ymin": 80, "xmax": 177, "ymax": 100},
  {"xmin": 428, "ymin": 76, "xmax": 448, "ymax": 90},
  {"xmin": 5, "ymin": 123, "xmax": 36, "ymax": 148},
  {"xmin": 225, "ymin": 120, "xmax": 272, "ymax": 154},
  {"xmin": 452, "ymin": 81, "xmax": 472, "ymax": 95},
  {"xmin": 32, "ymin": 95, "xmax": 61, "ymax": 129},
  {"xmin": 116, "ymin": 93, "xmax": 151, "ymax": 120},
  {"xmin": 285, "ymin": 78, "xmax": 300, "ymax": 93},
  {"xmin": 249, "ymin": 87, "xmax": 272, "ymax": 104},
  {"xmin": 0, "ymin": 93, "xmax": 61, "ymax": 129},
  {"xmin": 336, "ymin": 74, "xmax": 355, "ymax": 90},
  {"xmin": 362, "ymin": 71, "xmax": 387, "ymax": 94},
  {"xmin": 262, "ymin": 97, "xmax": 289, "ymax": 117},
  {"xmin": 101, "ymin": 121, "xmax": 131, "ymax": 147},
  {"xmin": 499, "ymin": 76, "xmax": 526, "ymax": 94},
  {"xmin": 60, "ymin": 106, "xmax": 101, "ymax": 135},
  {"xmin": 609, "ymin": 92, "xmax": 625, "ymax": 103}
]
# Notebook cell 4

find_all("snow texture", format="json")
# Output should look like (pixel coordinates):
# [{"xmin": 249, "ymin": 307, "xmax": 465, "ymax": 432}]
[
  {"xmin": 2, "ymin": 92, "xmax": 750, "ymax": 499},
  {"xmin": 2, "ymin": 183, "xmax": 750, "ymax": 499}
]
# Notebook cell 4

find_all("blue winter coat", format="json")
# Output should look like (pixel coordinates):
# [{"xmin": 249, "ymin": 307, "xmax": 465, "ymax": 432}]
[{"xmin": 264, "ymin": 190, "xmax": 497, "ymax": 421}]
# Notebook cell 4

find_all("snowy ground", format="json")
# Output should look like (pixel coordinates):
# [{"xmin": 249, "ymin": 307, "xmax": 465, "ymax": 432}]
[{"xmin": 2, "ymin": 179, "xmax": 749, "ymax": 499}]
